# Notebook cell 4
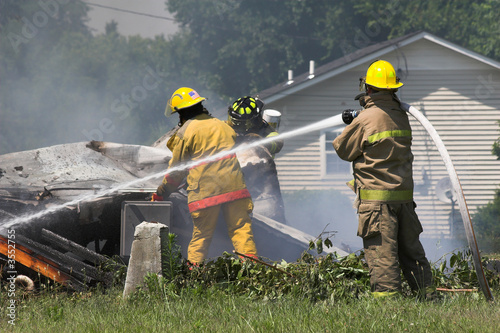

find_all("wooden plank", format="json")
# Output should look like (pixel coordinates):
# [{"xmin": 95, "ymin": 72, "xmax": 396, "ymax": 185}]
[
  {"xmin": 41, "ymin": 229, "xmax": 108, "ymax": 266},
  {"xmin": 15, "ymin": 234, "xmax": 107, "ymax": 284},
  {"xmin": 0, "ymin": 235, "xmax": 86, "ymax": 291}
]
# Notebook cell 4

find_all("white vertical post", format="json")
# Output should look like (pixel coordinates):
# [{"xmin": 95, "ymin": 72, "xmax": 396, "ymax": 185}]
[{"xmin": 308, "ymin": 60, "xmax": 315, "ymax": 79}]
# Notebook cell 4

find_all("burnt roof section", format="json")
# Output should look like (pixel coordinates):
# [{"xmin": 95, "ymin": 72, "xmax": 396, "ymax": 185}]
[{"xmin": 258, "ymin": 31, "xmax": 423, "ymax": 101}]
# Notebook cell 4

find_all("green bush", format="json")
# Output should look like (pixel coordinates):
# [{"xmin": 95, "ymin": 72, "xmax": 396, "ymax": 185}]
[{"xmin": 473, "ymin": 189, "xmax": 500, "ymax": 253}]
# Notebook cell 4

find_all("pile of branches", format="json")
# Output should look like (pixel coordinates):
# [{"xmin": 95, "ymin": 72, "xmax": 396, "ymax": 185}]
[{"xmin": 131, "ymin": 234, "xmax": 500, "ymax": 301}]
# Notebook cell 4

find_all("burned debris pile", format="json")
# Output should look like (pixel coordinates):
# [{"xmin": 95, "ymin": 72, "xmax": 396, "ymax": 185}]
[
  {"xmin": 1, "ymin": 229, "xmax": 115, "ymax": 291},
  {"xmin": 1, "ymin": 140, "xmax": 347, "ymax": 291}
]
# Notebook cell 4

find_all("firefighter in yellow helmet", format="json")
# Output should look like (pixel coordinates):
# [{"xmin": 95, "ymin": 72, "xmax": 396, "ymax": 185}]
[
  {"xmin": 227, "ymin": 96, "xmax": 283, "ymax": 156},
  {"xmin": 153, "ymin": 87, "xmax": 257, "ymax": 264},
  {"xmin": 333, "ymin": 60, "xmax": 435, "ymax": 298}
]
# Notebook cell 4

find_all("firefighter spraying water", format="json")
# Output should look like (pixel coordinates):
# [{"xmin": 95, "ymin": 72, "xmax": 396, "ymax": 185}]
[
  {"xmin": 333, "ymin": 60, "xmax": 435, "ymax": 299},
  {"xmin": 332, "ymin": 59, "xmax": 493, "ymax": 301},
  {"xmin": 0, "ymin": 98, "xmax": 348, "ymax": 279}
]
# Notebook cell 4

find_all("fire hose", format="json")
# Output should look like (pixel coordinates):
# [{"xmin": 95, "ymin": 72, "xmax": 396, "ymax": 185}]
[{"xmin": 401, "ymin": 102, "xmax": 494, "ymax": 302}]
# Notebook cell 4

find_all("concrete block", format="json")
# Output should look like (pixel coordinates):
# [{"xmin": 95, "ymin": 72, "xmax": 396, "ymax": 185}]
[{"xmin": 123, "ymin": 221, "xmax": 168, "ymax": 298}]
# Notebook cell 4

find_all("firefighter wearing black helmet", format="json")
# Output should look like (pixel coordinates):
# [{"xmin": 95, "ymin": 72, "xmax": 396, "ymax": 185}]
[
  {"xmin": 227, "ymin": 96, "xmax": 283, "ymax": 156},
  {"xmin": 226, "ymin": 96, "xmax": 287, "ymax": 224}
]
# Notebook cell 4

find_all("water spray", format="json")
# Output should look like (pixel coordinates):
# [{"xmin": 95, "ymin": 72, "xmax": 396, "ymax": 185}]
[{"xmin": 1, "ymin": 114, "xmax": 344, "ymax": 230}]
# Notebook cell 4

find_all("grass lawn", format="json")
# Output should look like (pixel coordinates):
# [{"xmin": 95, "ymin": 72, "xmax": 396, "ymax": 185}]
[
  {"xmin": 2, "ymin": 246, "xmax": 499, "ymax": 332},
  {"xmin": 2, "ymin": 285, "xmax": 499, "ymax": 333}
]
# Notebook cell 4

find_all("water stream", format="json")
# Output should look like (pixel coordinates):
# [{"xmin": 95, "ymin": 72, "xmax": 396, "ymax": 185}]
[{"xmin": 1, "ymin": 114, "xmax": 344, "ymax": 230}]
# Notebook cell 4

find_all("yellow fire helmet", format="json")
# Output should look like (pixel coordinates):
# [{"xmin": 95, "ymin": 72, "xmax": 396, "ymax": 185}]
[
  {"xmin": 165, "ymin": 87, "xmax": 206, "ymax": 117},
  {"xmin": 361, "ymin": 60, "xmax": 403, "ymax": 90}
]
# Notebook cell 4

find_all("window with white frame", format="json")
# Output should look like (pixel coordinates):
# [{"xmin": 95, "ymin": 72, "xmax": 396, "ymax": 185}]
[{"xmin": 320, "ymin": 127, "xmax": 351, "ymax": 178}]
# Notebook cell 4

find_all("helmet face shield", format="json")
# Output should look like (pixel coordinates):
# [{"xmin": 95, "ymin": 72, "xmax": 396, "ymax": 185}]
[
  {"xmin": 165, "ymin": 99, "xmax": 174, "ymax": 117},
  {"xmin": 228, "ymin": 115, "xmax": 255, "ymax": 132},
  {"xmin": 359, "ymin": 76, "xmax": 367, "ymax": 92}
]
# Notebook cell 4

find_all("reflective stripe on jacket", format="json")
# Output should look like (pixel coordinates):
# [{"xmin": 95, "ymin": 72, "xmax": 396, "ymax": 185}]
[
  {"xmin": 162, "ymin": 113, "xmax": 251, "ymax": 212},
  {"xmin": 188, "ymin": 188, "xmax": 251, "ymax": 212},
  {"xmin": 332, "ymin": 91, "xmax": 414, "ymax": 203}
]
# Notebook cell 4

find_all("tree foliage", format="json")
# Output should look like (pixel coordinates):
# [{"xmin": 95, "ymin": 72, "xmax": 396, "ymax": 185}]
[
  {"xmin": 473, "ymin": 189, "xmax": 500, "ymax": 253},
  {"xmin": 1, "ymin": 0, "xmax": 500, "ymax": 155},
  {"xmin": 385, "ymin": 0, "xmax": 500, "ymax": 61},
  {"xmin": 0, "ymin": 1, "xmax": 181, "ymax": 154},
  {"xmin": 493, "ymin": 120, "xmax": 500, "ymax": 159},
  {"xmin": 166, "ymin": 0, "xmax": 333, "ymax": 99},
  {"xmin": 166, "ymin": 0, "xmax": 500, "ymax": 99}
]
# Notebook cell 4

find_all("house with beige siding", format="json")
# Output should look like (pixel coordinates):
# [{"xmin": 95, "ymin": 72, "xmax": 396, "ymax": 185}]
[{"xmin": 259, "ymin": 31, "xmax": 500, "ymax": 239}]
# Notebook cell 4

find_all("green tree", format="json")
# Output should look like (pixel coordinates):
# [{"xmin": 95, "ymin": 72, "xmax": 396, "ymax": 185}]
[
  {"xmin": 0, "ymin": 1, "xmax": 184, "ymax": 153},
  {"xmin": 354, "ymin": 0, "xmax": 500, "ymax": 61},
  {"xmin": 493, "ymin": 121, "xmax": 500, "ymax": 159},
  {"xmin": 473, "ymin": 190, "xmax": 500, "ymax": 253},
  {"xmin": 0, "ymin": 0, "xmax": 91, "ymax": 153},
  {"xmin": 473, "ymin": 120, "xmax": 500, "ymax": 253},
  {"xmin": 166, "ymin": 0, "xmax": 337, "ymax": 99},
  {"xmin": 165, "ymin": 0, "xmax": 500, "ymax": 101},
  {"xmin": 3, "ymin": 0, "xmax": 500, "ymax": 154}
]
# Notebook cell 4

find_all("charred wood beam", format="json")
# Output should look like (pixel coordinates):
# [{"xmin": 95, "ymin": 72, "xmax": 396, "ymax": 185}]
[
  {"xmin": 0, "ymin": 235, "xmax": 87, "ymax": 291},
  {"xmin": 41, "ymin": 229, "xmax": 108, "ymax": 266},
  {"xmin": 15, "ymin": 234, "xmax": 112, "ymax": 286},
  {"xmin": 14, "ymin": 234, "xmax": 96, "ymax": 283}
]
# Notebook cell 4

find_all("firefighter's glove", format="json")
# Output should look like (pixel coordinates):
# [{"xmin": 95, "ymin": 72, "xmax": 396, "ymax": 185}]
[
  {"xmin": 156, "ymin": 183, "xmax": 174, "ymax": 199},
  {"xmin": 150, "ymin": 193, "xmax": 164, "ymax": 202},
  {"xmin": 245, "ymin": 133, "xmax": 262, "ymax": 138}
]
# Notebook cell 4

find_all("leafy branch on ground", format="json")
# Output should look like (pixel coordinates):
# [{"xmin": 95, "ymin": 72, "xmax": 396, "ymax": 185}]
[
  {"xmin": 431, "ymin": 249, "xmax": 500, "ymax": 290},
  {"xmin": 130, "ymin": 235, "xmax": 500, "ymax": 302}
]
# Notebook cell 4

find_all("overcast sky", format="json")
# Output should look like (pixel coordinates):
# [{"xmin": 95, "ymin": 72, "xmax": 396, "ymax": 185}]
[{"xmin": 85, "ymin": 0, "xmax": 179, "ymax": 38}]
